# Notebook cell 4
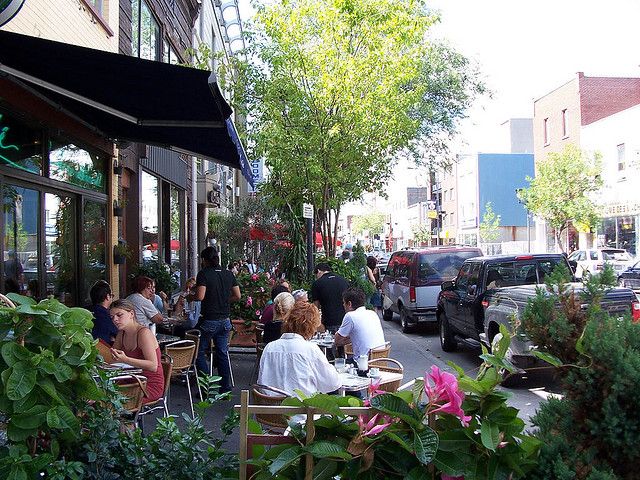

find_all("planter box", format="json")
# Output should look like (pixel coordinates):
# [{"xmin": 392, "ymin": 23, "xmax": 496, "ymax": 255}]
[{"xmin": 230, "ymin": 319, "xmax": 258, "ymax": 348}]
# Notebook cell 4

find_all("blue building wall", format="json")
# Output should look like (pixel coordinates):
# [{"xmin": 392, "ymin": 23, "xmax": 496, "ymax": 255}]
[{"xmin": 478, "ymin": 153, "xmax": 534, "ymax": 227}]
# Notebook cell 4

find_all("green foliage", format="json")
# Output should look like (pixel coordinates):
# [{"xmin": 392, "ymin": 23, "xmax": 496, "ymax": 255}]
[
  {"xmin": 351, "ymin": 214, "xmax": 385, "ymax": 236},
  {"xmin": 132, "ymin": 259, "xmax": 179, "ymax": 295},
  {"xmin": 230, "ymin": 272, "xmax": 272, "ymax": 321},
  {"xmin": 479, "ymin": 201, "xmax": 501, "ymax": 243},
  {"xmin": 411, "ymin": 224, "xmax": 431, "ymax": 245},
  {"xmin": 221, "ymin": 0, "xmax": 484, "ymax": 256},
  {"xmin": 523, "ymin": 265, "xmax": 640, "ymax": 479},
  {"xmin": 519, "ymin": 144, "xmax": 602, "ymax": 252},
  {"xmin": 252, "ymin": 329, "xmax": 538, "ymax": 478},
  {"xmin": 315, "ymin": 244, "xmax": 374, "ymax": 298}
]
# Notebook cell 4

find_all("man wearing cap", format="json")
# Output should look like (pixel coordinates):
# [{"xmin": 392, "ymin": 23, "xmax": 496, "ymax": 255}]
[{"xmin": 311, "ymin": 262, "xmax": 349, "ymax": 332}]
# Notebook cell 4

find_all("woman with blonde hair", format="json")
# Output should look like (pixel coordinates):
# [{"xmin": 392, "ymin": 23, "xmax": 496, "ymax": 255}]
[
  {"xmin": 258, "ymin": 302, "xmax": 341, "ymax": 397},
  {"xmin": 263, "ymin": 291, "xmax": 295, "ymax": 344},
  {"xmin": 109, "ymin": 299, "xmax": 164, "ymax": 404}
]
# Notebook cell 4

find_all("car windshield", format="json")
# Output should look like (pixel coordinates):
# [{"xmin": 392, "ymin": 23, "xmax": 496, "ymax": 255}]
[
  {"xmin": 418, "ymin": 251, "xmax": 480, "ymax": 281},
  {"xmin": 602, "ymin": 249, "xmax": 631, "ymax": 261}
]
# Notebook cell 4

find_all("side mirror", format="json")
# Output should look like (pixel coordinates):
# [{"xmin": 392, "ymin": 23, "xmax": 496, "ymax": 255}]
[
  {"xmin": 467, "ymin": 285, "xmax": 477, "ymax": 296},
  {"xmin": 441, "ymin": 280, "xmax": 455, "ymax": 291}
]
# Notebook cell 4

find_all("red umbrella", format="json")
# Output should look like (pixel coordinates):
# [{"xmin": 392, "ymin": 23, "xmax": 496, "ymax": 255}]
[{"xmin": 314, "ymin": 232, "xmax": 342, "ymax": 246}]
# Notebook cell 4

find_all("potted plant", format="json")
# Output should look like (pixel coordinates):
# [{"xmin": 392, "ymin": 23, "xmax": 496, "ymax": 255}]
[
  {"xmin": 229, "ymin": 272, "xmax": 273, "ymax": 347},
  {"xmin": 113, "ymin": 243, "xmax": 131, "ymax": 265},
  {"xmin": 113, "ymin": 200, "xmax": 124, "ymax": 217}
]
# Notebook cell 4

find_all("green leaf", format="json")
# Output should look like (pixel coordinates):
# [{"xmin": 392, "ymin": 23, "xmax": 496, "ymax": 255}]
[
  {"xmin": 405, "ymin": 466, "xmax": 428, "ymax": 480},
  {"xmin": 6, "ymin": 422, "xmax": 36, "ymax": 442},
  {"xmin": 8, "ymin": 464, "xmax": 27, "ymax": 480},
  {"xmin": 411, "ymin": 378, "xmax": 424, "ymax": 405},
  {"xmin": 312, "ymin": 458, "xmax": 338, "ymax": 480},
  {"xmin": 1, "ymin": 343, "xmax": 30, "ymax": 367},
  {"xmin": 6, "ymin": 293, "xmax": 35, "ymax": 306},
  {"xmin": 304, "ymin": 441, "xmax": 352, "ymax": 460},
  {"xmin": 15, "ymin": 304, "xmax": 48, "ymax": 316},
  {"xmin": 11, "ymin": 404, "xmax": 48, "ymax": 430},
  {"xmin": 369, "ymin": 394, "xmax": 422, "ymax": 428},
  {"xmin": 47, "ymin": 406, "xmax": 79, "ymax": 433},
  {"xmin": 6, "ymin": 362, "xmax": 37, "ymax": 400},
  {"xmin": 480, "ymin": 420, "xmax": 500, "ymax": 451},
  {"xmin": 268, "ymin": 446, "xmax": 303, "ymax": 475},
  {"xmin": 531, "ymin": 350, "xmax": 563, "ymax": 367},
  {"xmin": 302, "ymin": 394, "xmax": 345, "ymax": 417},
  {"xmin": 433, "ymin": 449, "xmax": 468, "ymax": 476},
  {"xmin": 52, "ymin": 361, "xmax": 73, "ymax": 383},
  {"xmin": 437, "ymin": 429, "xmax": 473, "ymax": 452},
  {"xmin": 413, "ymin": 426, "xmax": 438, "ymax": 465}
]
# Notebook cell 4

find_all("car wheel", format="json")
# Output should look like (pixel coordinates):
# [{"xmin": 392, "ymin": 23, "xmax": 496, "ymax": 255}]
[
  {"xmin": 400, "ymin": 308, "xmax": 416, "ymax": 333},
  {"xmin": 382, "ymin": 307, "xmax": 393, "ymax": 321},
  {"xmin": 439, "ymin": 313, "xmax": 456, "ymax": 352}
]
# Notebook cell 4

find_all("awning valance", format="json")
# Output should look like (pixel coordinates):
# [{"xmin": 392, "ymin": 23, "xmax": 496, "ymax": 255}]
[{"xmin": 0, "ymin": 30, "xmax": 253, "ymax": 185}]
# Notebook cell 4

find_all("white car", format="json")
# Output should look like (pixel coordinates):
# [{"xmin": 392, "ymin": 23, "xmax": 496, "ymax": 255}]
[{"xmin": 568, "ymin": 248, "xmax": 634, "ymax": 279}]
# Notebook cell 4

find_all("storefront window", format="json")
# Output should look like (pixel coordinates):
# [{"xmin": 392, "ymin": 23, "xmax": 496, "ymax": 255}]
[
  {"xmin": 141, "ymin": 171, "xmax": 159, "ymax": 262},
  {"xmin": 602, "ymin": 216, "xmax": 637, "ymax": 256},
  {"xmin": 132, "ymin": 0, "xmax": 160, "ymax": 61},
  {"xmin": 82, "ymin": 200, "xmax": 107, "ymax": 302},
  {"xmin": 3, "ymin": 185, "xmax": 38, "ymax": 295},
  {"xmin": 49, "ymin": 139, "xmax": 106, "ymax": 193},
  {"xmin": 45, "ymin": 193, "xmax": 76, "ymax": 305},
  {"xmin": 0, "ymin": 112, "xmax": 43, "ymax": 174},
  {"xmin": 170, "ymin": 186, "xmax": 181, "ymax": 275}
]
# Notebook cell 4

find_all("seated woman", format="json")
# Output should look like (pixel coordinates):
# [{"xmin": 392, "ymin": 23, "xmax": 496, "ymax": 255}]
[
  {"xmin": 126, "ymin": 276, "xmax": 163, "ymax": 334},
  {"xmin": 263, "ymin": 292, "xmax": 295, "ymax": 344},
  {"xmin": 109, "ymin": 299, "xmax": 164, "ymax": 404},
  {"xmin": 258, "ymin": 302, "xmax": 341, "ymax": 397}
]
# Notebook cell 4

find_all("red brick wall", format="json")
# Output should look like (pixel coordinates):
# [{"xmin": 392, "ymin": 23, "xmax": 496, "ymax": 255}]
[{"xmin": 579, "ymin": 76, "xmax": 640, "ymax": 126}]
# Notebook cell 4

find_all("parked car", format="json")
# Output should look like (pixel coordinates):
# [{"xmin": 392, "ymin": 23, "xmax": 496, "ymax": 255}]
[
  {"xmin": 568, "ymin": 248, "xmax": 634, "ymax": 279},
  {"xmin": 382, "ymin": 246, "xmax": 483, "ymax": 332},
  {"xmin": 618, "ymin": 260, "xmax": 640, "ymax": 290},
  {"xmin": 436, "ymin": 253, "xmax": 640, "ymax": 384}
]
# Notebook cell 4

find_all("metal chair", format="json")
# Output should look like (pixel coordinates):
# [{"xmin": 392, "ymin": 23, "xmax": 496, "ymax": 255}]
[
  {"xmin": 368, "ymin": 357, "xmax": 404, "ymax": 392},
  {"xmin": 165, "ymin": 340, "xmax": 201, "ymax": 417},
  {"xmin": 344, "ymin": 341, "xmax": 391, "ymax": 360},
  {"xmin": 138, "ymin": 354, "xmax": 173, "ymax": 428},
  {"xmin": 250, "ymin": 384, "xmax": 291, "ymax": 431},
  {"xmin": 113, "ymin": 374, "xmax": 148, "ymax": 428}
]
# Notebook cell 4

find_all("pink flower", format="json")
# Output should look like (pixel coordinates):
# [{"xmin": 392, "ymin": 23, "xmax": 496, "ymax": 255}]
[
  {"xmin": 357, "ymin": 413, "xmax": 391, "ymax": 437},
  {"xmin": 246, "ymin": 296, "xmax": 253, "ymax": 307},
  {"xmin": 251, "ymin": 274, "xmax": 258, "ymax": 281},
  {"xmin": 424, "ymin": 366, "xmax": 472, "ymax": 427},
  {"xmin": 368, "ymin": 378, "xmax": 386, "ymax": 399},
  {"xmin": 255, "ymin": 310, "xmax": 261, "ymax": 317}
]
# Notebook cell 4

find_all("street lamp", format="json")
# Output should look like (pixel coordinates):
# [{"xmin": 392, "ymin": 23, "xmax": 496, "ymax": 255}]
[{"xmin": 515, "ymin": 189, "xmax": 531, "ymax": 253}]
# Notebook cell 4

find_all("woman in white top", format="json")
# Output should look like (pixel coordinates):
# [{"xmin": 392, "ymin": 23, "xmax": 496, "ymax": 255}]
[{"xmin": 258, "ymin": 302, "xmax": 341, "ymax": 397}]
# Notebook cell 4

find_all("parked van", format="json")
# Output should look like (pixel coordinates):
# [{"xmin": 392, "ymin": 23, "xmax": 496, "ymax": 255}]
[{"xmin": 382, "ymin": 246, "xmax": 483, "ymax": 333}]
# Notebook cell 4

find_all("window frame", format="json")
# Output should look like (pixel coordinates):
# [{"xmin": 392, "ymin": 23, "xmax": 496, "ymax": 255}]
[
  {"xmin": 561, "ymin": 109, "xmax": 568, "ymax": 138},
  {"xmin": 132, "ymin": 0, "xmax": 161, "ymax": 61},
  {"xmin": 543, "ymin": 117, "xmax": 550, "ymax": 146}
]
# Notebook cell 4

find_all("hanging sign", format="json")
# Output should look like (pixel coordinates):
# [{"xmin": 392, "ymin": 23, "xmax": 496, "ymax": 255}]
[
  {"xmin": 302, "ymin": 203, "xmax": 313, "ymax": 219},
  {"xmin": 0, "ymin": 0, "xmax": 26, "ymax": 27}
]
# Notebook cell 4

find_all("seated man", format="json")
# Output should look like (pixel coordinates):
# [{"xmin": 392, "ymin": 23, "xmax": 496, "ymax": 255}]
[
  {"xmin": 334, "ymin": 287, "xmax": 386, "ymax": 360},
  {"xmin": 258, "ymin": 302, "xmax": 341, "ymax": 397}
]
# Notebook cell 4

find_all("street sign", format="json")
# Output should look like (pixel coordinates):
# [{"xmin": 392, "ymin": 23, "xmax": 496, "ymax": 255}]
[
  {"xmin": 427, "ymin": 210, "xmax": 438, "ymax": 219},
  {"xmin": 303, "ymin": 203, "xmax": 313, "ymax": 219}
]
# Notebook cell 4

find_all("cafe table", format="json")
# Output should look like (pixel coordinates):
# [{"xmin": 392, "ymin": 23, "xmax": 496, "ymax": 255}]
[
  {"xmin": 338, "ymin": 370, "xmax": 403, "ymax": 396},
  {"xmin": 156, "ymin": 333, "xmax": 181, "ymax": 349}
]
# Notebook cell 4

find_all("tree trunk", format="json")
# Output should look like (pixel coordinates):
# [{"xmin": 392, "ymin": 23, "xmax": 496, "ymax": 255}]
[{"xmin": 555, "ymin": 229, "xmax": 565, "ymax": 253}]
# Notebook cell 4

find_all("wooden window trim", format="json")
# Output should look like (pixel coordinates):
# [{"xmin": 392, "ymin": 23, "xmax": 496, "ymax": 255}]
[{"xmin": 80, "ymin": 0, "xmax": 115, "ymax": 37}]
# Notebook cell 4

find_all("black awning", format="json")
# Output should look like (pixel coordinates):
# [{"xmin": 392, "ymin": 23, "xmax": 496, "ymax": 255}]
[{"xmin": 0, "ymin": 30, "xmax": 253, "ymax": 181}]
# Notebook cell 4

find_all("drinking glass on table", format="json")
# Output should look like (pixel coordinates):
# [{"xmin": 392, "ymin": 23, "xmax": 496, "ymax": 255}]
[{"xmin": 335, "ymin": 358, "xmax": 346, "ymax": 372}]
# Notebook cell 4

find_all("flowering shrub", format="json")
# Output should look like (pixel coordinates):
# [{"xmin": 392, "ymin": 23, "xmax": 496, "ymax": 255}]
[
  {"xmin": 230, "ymin": 272, "xmax": 272, "ymax": 321},
  {"xmin": 251, "ymin": 324, "xmax": 540, "ymax": 478}
]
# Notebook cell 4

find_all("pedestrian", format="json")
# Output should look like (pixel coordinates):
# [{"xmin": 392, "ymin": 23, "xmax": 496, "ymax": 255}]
[
  {"xmin": 366, "ymin": 256, "xmax": 382, "ymax": 311},
  {"xmin": 311, "ymin": 262, "xmax": 349, "ymax": 333},
  {"xmin": 188, "ymin": 246, "xmax": 241, "ymax": 393},
  {"xmin": 334, "ymin": 287, "xmax": 386, "ymax": 359},
  {"xmin": 89, "ymin": 280, "xmax": 117, "ymax": 345}
]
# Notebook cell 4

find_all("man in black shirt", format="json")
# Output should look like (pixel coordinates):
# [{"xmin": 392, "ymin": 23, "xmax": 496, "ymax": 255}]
[
  {"xmin": 311, "ymin": 262, "xmax": 349, "ymax": 332},
  {"xmin": 189, "ymin": 246, "xmax": 241, "ymax": 393}
]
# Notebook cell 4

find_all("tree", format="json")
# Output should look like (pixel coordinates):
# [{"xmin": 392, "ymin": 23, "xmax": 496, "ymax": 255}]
[
  {"xmin": 351, "ymin": 213, "xmax": 385, "ymax": 237},
  {"xmin": 220, "ymin": 0, "xmax": 484, "ymax": 256},
  {"xmin": 411, "ymin": 224, "xmax": 431, "ymax": 245},
  {"xmin": 519, "ymin": 145, "xmax": 602, "ymax": 253},
  {"xmin": 479, "ymin": 201, "xmax": 501, "ymax": 243}
]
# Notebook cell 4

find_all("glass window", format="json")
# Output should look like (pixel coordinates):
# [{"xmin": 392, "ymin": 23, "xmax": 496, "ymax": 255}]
[
  {"xmin": 169, "ymin": 186, "xmax": 181, "ymax": 275},
  {"xmin": 514, "ymin": 262, "xmax": 538, "ymax": 285},
  {"xmin": 538, "ymin": 259, "xmax": 564, "ymax": 283},
  {"xmin": 45, "ymin": 193, "xmax": 76, "ymax": 305},
  {"xmin": 49, "ymin": 139, "xmax": 106, "ymax": 193},
  {"xmin": 418, "ymin": 251, "xmax": 481, "ymax": 282},
  {"xmin": 561, "ymin": 109, "xmax": 568, "ymax": 137},
  {"xmin": 456, "ymin": 264, "xmax": 470, "ymax": 291},
  {"xmin": 0, "ymin": 112, "xmax": 43, "ymax": 174},
  {"xmin": 491, "ymin": 262, "xmax": 515, "ymax": 286},
  {"xmin": 590, "ymin": 250, "xmax": 599, "ymax": 260},
  {"xmin": 141, "ymin": 171, "xmax": 159, "ymax": 263},
  {"xmin": 82, "ymin": 200, "xmax": 107, "ymax": 302},
  {"xmin": 88, "ymin": 0, "xmax": 103, "ymax": 14},
  {"xmin": 3, "ymin": 185, "xmax": 38, "ymax": 295},
  {"xmin": 543, "ymin": 117, "xmax": 550, "ymax": 145},
  {"xmin": 617, "ymin": 143, "xmax": 626, "ymax": 171},
  {"xmin": 132, "ymin": 0, "xmax": 159, "ymax": 61}
]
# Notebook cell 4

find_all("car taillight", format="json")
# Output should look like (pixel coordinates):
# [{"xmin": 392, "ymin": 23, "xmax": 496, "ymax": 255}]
[
  {"xmin": 409, "ymin": 286, "xmax": 416, "ymax": 303},
  {"xmin": 481, "ymin": 300, "xmax": 489, "ymax": 308},
  {"xmin": 632, "ymin": 301, "xmax": 640, "ymax": 323}
]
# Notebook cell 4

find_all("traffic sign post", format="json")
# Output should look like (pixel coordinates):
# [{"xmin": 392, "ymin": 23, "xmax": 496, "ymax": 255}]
[{"xmin": 303, "ymin": 203, "xmax": 314, "ymax": 277}]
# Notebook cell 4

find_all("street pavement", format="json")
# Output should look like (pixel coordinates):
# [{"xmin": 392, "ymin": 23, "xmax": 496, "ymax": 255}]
[{"xmin": 145, "ymin": 311, "xmax": 559, "ymax": 456}]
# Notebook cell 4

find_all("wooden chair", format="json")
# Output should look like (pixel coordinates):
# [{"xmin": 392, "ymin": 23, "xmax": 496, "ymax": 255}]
[
  {"xmin": 368, "ymin": 357, "xmax": 404, "ymax": 392},
  {"xmin": 165, "ymin": 340, "xmax": 201, "ymax": 417},
  {"xmin": 95, "ymin": 338, "xmax": 115, "ymax": 363},
  {"xmin": 138, "ymin": 354, "xmax": 173, "ymax": 426},
  {"xmin": 250, "ymin": 384, "xmax": 291, "ymax": 431}
]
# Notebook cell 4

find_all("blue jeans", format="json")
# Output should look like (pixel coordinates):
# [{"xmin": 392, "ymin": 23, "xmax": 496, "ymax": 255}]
[{"xmin": 196, "ymin": 318, "xmax": 232, "ymax": 391}]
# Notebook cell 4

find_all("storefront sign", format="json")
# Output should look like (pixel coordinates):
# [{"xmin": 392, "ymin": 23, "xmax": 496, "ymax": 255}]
[
  {"xmin": 0, "ymin": 0, "xmax": 25, "ymax": 27},
  {"xmin": 601, "ymin": 202, "xmax": 640, "ymax": 217}
]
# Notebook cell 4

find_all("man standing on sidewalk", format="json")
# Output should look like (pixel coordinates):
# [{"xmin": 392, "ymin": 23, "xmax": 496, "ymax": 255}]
[
  {"xmin": 189, "ymin": 246, "xmax": 241, "ymax": 393},
  {"xmin": 311, "ymin": 262, "xmax": 349, "ymax": 332}
]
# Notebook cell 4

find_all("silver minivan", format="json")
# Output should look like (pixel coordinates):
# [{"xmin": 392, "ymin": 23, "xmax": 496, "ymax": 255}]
[{"xmin": 382, "ymin": 247, "xmax": 483, "ymax": 333}]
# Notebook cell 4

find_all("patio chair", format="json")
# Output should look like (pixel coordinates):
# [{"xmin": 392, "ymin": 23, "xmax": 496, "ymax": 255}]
[
  {"xmin": 165, "ymin": 340, "xmax": 201, "ymax": 417},
  {"xmin": 368, "ymin": 357, "xmax": 404, "ymax": 392},
  {"xmin": 250, "ymin": 325, "xmax": 265, "ymax": 383},
  {"xmin": 369, "ymin": 342, "xmax": 391, "ymax": 360},
  {"xmin": 96, "ymin": 338, "xmax": 115, "ymax": 363},
  {"xmin": 250, "ymin": 384, "xmax": 291, "ymax": 431},
  {"xmin": 0, "ymin": 293, "xmax": 16, "ymax": 308},
  {"xmin": 113, "ymin": 374, "xmax": 148, "ymax": 428},
  {"xmin": 138, "ymin": 354, "xmax": 173, "ymax": 429}
]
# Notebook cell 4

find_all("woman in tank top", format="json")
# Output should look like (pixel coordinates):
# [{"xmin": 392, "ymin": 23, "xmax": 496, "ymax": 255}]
[{"xmin": 110, "ymin": 298, "xmax": 164, "ymax": 404}]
